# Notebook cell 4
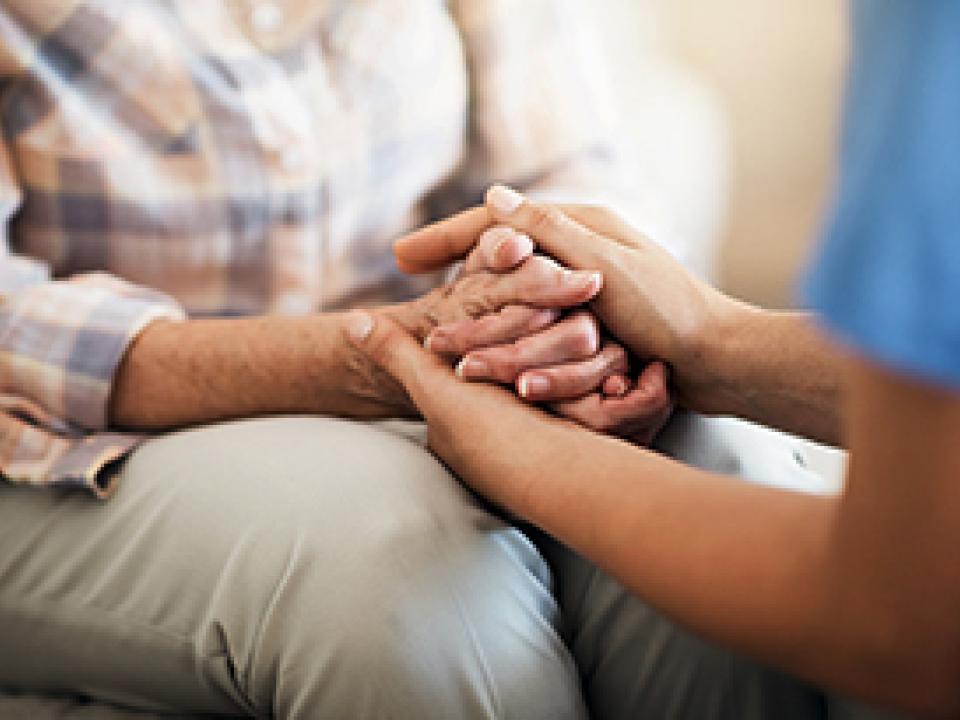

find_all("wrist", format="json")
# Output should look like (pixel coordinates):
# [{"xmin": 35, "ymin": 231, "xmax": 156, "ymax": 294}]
[
  {"xmin": 110, "ymin": 319, "xmax": 175, "ymax": 428},
  {"xmin": 674, "ymin": 296, "xmax": 762, "ymax": 416}
]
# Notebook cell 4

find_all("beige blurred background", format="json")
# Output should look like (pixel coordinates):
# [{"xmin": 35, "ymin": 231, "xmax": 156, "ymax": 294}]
[{"xmin": 598, "ymin": 1, "xmax": 847, "ymax": 309}]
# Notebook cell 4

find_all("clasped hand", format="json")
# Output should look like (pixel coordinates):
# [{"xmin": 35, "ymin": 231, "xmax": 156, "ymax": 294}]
[{"xmin": 387, "ymin": 198, "xmax": 676, "ymax": 446}]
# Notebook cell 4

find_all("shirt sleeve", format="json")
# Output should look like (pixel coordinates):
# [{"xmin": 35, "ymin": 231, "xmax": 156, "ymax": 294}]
[
  {"xmin": 441, "ymin": 0, "xmax": 691, "ymax": 266},
  {"xmin": 0, "ymin": 136, "xmax": 185, "ymax": 496},
  {"xmin": 802, "ymin": 0, "xmax": 960, "ymax": 389}
]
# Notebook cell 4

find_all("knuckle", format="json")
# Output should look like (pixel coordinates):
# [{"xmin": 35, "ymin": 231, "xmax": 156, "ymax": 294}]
[
  {"xmin": 473, "ymin": 312, "xmax": 503, "ymax": 334},
  {"xmin": 487, "ymin": 347, "xmax": 520, "ymax": 381},
  {"xmin": 521, "ymin": 255, "xmax": 564, "ymax": 293},
  {"xmin": 525, "ymin": 308, "xmax": 558, "ymax": 333},
  {"xmin": 527, "ymin": 204, "xmax": 567, "ymax": 235},
  {"xmin": 450, "ymin": 320, "xmax": 484, "ymax": 351},
  {"xmin": 459, "ymin": 297, "xmax": 495, "ymax": 319},
  {"xmin": 524, "ymin": 253, "xmax": 555, "ymax": 277},
  {"xmin": 565, "ymin": 314, "xmax": 600, "ymax": 357},
  {"xmin": 565, "ymin": 365, "xmax": 594, "ymax": 390},
  {"xmin": 500, "ymin": 304, "xmax": 533, "ymax": 324},
  {"xmin": 479, "ymin": 313, "xmax": 521, "ymax": 346},
  {"xmin": 450, "ymin": 275, "xmax": 499, "ymax": 317}
]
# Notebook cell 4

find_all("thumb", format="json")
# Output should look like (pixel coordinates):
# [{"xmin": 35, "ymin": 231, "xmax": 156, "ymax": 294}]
[
  {"xmin": 485, "ymin": 186, "xmax": 606, "ymax": 271},
  {"xmin": 345, "ymin": 311, "xmax": 452, "ymax": 409},
  {"xmin": 393, "ymin": 206, "xmax": 494, "ymax": 274}
]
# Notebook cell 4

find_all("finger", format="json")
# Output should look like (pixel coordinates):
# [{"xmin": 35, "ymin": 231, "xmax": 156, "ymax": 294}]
[
  {"xmin": 456, "ymin": 311, "xmax": 600, "ymax": 384},
  {"xmin": 614, "ymin": 361, "xmax": 671, "ymax": 417},
  {"xmin": 552, "ymin": 361, "xmax": 672, "ymax": 433},
  {"xmin": 345, "ymin": 311, "xmax": 454, "ymax": 412},
  {"xmin": 425, "ymin": 306, "xmax": 559, "ymax": 355},
  {"xmin": 394, "ymin": 207, "xmax": 494, "ymax": 274},
  {"xmin": 552, "ymin": 388, "xmax": 665, "ymax": 436},
  {"xmin": 462, "ymin": 227, "xmax": 535, "ymax": 275},
  {"xmin": 485, "ymin": 186, "xmax": 609, "ymax": 271},
  {"xmin": 482, "ymin": 254, "xmax": 602, "ymax": 310},
  {"xmin": 635, "ymin": 360, "xmax": 671, "ymax": 400},
  {"xmin": 603, "ymin": 374, "xmax": 631, "ymax": 397},
  {"xmin": 514, "ymin": 343, "xmax": 629, "ymax": 402}
]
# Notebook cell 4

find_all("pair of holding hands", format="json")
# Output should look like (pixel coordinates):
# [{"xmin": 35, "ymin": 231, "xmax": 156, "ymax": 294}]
[
  {"xmin": 410, "ymin": 218, "xmax": 673, "ymax": 445},
  {"xmin": 372, "ymin": 185, "xmax": 733, "ymax": 445}
]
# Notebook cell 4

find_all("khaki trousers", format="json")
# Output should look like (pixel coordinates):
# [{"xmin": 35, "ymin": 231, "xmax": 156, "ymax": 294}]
[{"xmin": 0, "ymin": 415, "xmax": 897, "ymax": 719}]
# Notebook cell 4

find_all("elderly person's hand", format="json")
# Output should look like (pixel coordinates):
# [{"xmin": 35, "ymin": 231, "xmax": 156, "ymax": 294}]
[{"xmin": 398, "ymin": 221, "xmax": 674, "ymax": 445}]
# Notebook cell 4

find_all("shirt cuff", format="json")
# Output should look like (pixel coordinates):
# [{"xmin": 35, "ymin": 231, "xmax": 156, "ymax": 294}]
[{"xmin": 0, "ymin": 275, "xmax": 185, "ymax": 431}]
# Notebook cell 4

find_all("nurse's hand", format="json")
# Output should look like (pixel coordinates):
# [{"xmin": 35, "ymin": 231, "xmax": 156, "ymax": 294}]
[
  {"xmin": 345, "ymin": 309, "xmax": 577, "ymax": 509},
  {"xmin": 396, "ymin": 186, "xmax": 747, "ymax": 412}
]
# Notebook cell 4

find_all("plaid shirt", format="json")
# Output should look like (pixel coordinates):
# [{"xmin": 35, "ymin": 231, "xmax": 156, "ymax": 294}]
[{"xmin": 0, "ymin": 0, "xmax": 665, "ymax": 498}]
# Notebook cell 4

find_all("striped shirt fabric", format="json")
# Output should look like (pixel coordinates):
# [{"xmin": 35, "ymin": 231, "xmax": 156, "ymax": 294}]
[{"xmin": 0, "ymin": 0, "xmax": 657, "ymax": 497}]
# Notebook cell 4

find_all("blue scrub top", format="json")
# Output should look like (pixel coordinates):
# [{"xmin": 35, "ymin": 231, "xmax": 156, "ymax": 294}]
[{"xmin": 803, "ymin": 0, "xmax": 960, "ymax": 388}]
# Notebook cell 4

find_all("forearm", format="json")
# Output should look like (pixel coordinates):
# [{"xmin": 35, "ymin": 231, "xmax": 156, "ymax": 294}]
[
  {"xmin": 110, "ymin": 252, "xmax": 613, "ymax": 430},
  {"xmin": 687, "ymin": 306, "xmax": 844, "ymax": 445},
  {"xmin": 351, "ymin": 306, "xmax": 960, "ymax": 714},
  {"xmin": 457, "ymin": 410, "xmax": 835, "ymax": 675},
  {"xmin": 111, "ymin": 312, "xmax": 415, "ymax": 430},
  {"xmin": 450, "ymin": 406, "xmax": 951, "ymax": 714}
]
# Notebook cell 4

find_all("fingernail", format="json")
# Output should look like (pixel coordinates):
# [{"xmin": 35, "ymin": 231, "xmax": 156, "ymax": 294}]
[
  {"xmin": 511, "ymin": 233, "xmax": 534, "ymax": 258},
  {"xmin": 346, "ymin": 311, "xmax": 374, "ymax": 343},
  {"xmin": 518, "ymin": 375, "xmax": 550, "ymax": 398},
  {"xmin": 487, "ymin": 185, "xmax": 524, "ymax": 215},
  {"xmin": 493, "ymin": 232, "xmax": 535, "ymax": 267},
  {"xmin": 455, "ymin": 356, "xmax": 490, "ymax": 379},
  {"xmin": 481, "ymin": 227, "xmax": 514, "ymax": 259},
  {"xmin": 606, "ymin": 376, "xmax": 629, "ymax": 397}
]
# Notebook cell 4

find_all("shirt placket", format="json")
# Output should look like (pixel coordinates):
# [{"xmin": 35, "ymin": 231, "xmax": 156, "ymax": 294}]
[{"xmin": 180, "ymin": 0, "xmax": 328, "ymax": 314}]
